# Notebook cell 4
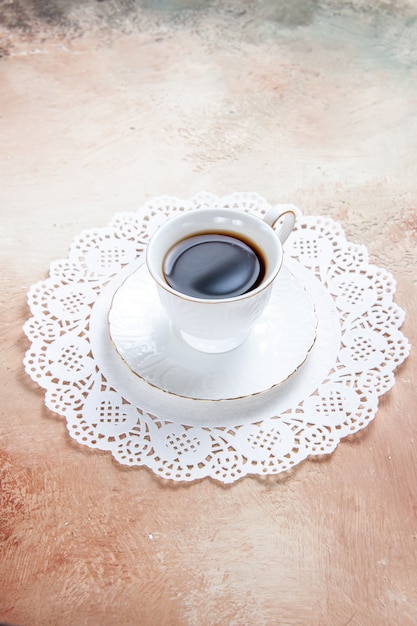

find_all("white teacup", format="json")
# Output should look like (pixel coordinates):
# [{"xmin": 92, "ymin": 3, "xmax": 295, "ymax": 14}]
[{"xmin": 146, "ymin": 205, "xmax": 296, "ymax": 353}]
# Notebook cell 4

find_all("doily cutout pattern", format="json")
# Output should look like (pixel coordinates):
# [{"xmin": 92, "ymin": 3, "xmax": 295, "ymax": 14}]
[{"xmin": 23, "ymin": 192, "xmax": 411, "ymax": 483}]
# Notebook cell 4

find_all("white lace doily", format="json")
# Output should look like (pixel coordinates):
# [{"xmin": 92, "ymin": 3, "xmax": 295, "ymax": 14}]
[{"xmin": 23, "ymin": 193, "xmax": 411, "ymax": 483}]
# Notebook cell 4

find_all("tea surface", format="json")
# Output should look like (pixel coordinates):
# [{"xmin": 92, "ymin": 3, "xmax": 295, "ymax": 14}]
[{"xmin": 163, "ymin": 233, "xmax": 264, "ymax": 299}]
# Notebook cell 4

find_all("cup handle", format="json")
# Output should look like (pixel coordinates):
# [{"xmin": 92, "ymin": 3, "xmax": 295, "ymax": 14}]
[{"xmin": 263, "ymin": 204, "xmax": 297, "ymax": 244}]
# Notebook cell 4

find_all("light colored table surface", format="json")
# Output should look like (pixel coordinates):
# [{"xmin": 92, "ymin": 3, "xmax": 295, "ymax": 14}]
[{"xmin": 1, "ymin": 2, "xmax": 416, "ymax": 624}]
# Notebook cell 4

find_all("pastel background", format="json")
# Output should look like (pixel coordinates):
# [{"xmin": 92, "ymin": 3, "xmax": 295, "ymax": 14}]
[{"xmin": 1, "ymin": 1, "xmax": 416, "ymax": 624}]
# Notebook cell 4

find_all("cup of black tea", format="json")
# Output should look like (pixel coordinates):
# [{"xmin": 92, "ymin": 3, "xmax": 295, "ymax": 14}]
[{"xmin": 146, "ymin": 204, "xmax": 296, "ymax": 353}]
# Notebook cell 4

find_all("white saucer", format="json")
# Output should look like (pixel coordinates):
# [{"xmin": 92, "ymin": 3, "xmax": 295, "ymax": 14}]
[{"xmin": 108, "ymin": 264, "xmax": 317, "ymax": 401}]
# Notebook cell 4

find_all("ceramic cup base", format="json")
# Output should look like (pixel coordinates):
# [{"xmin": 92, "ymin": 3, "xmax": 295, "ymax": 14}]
[{"xmin": 179, "ymin": 329, "xmax": 249, "ymax": 353}]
